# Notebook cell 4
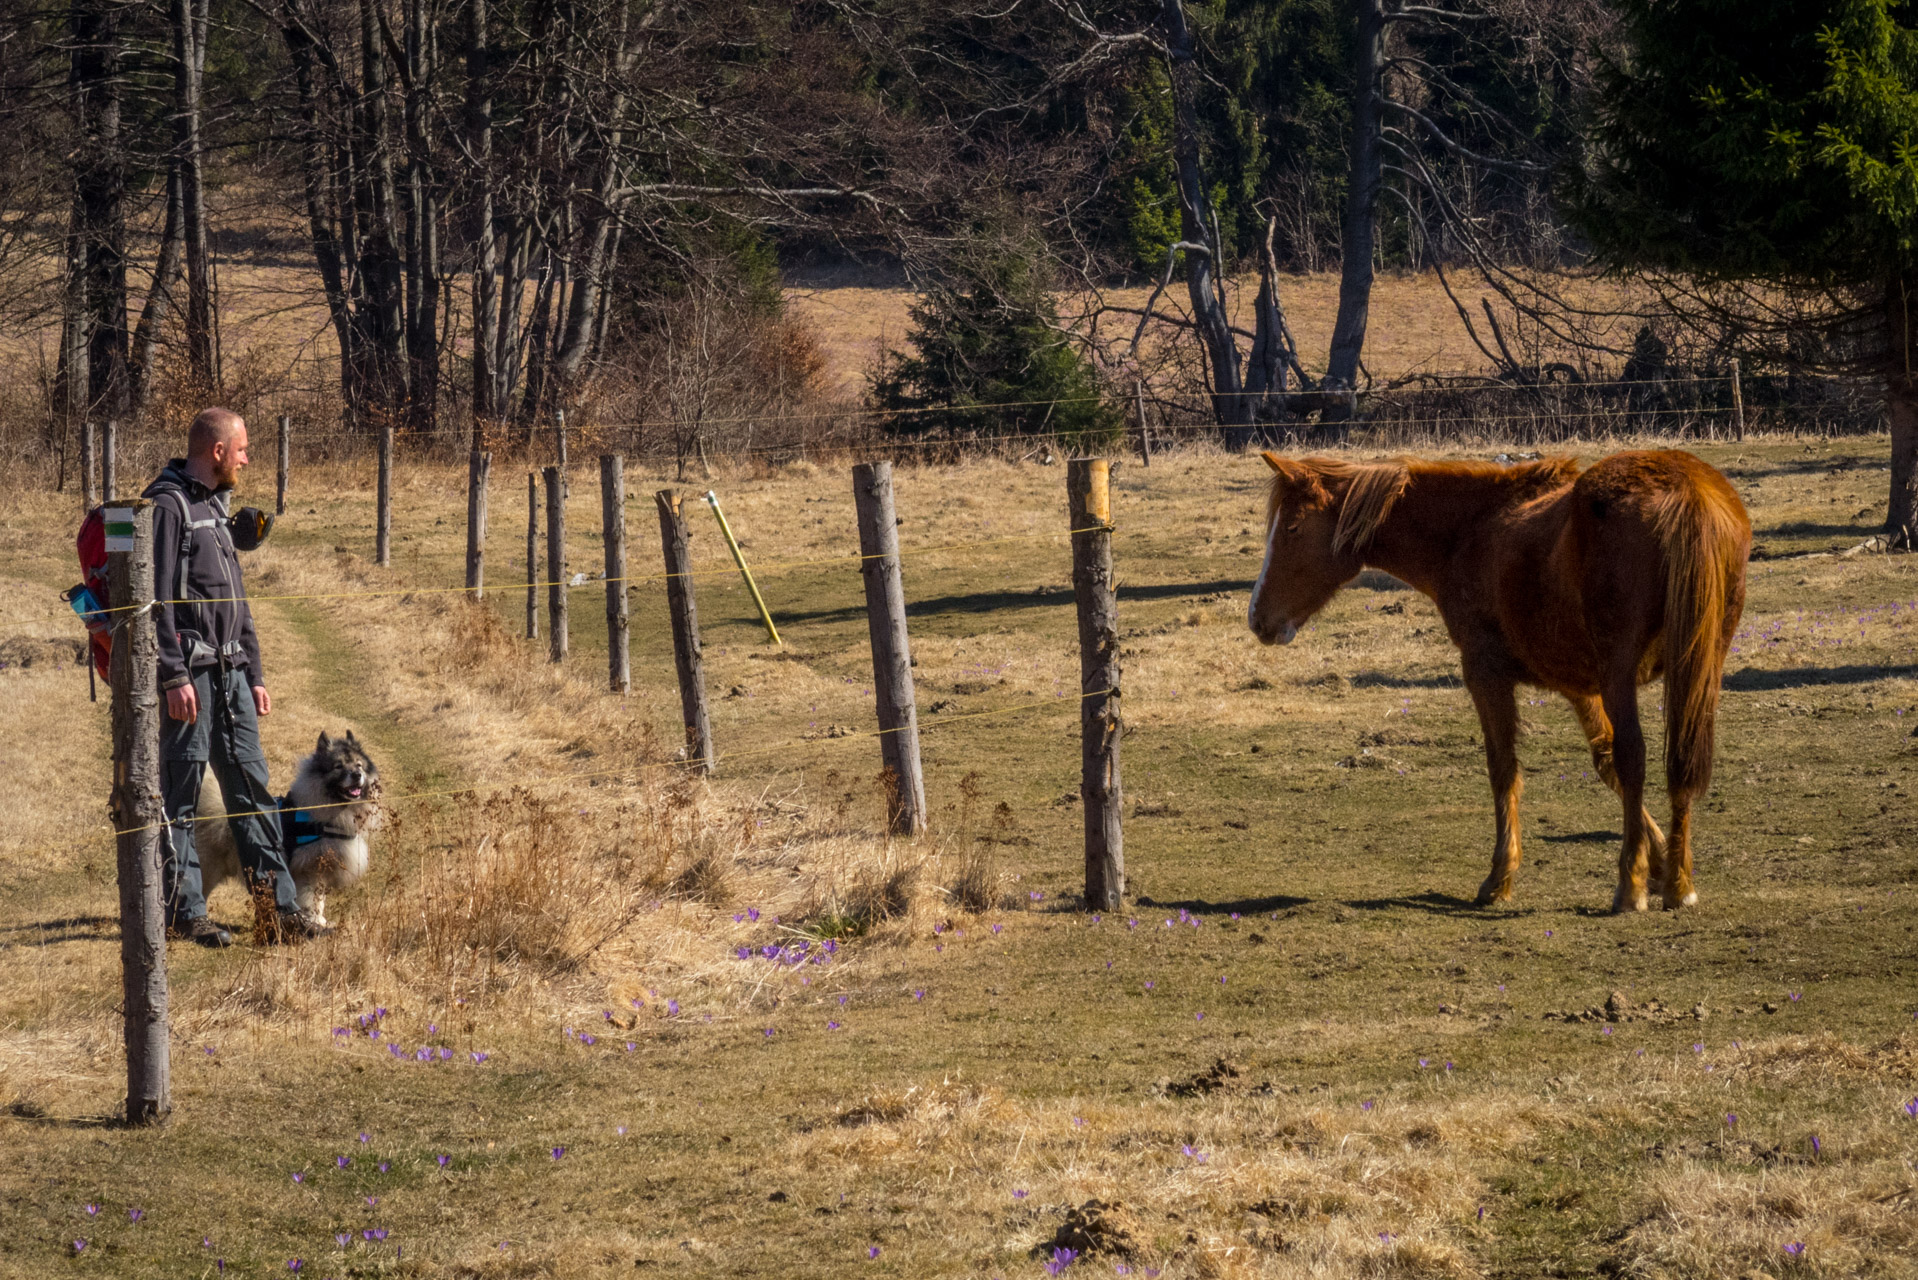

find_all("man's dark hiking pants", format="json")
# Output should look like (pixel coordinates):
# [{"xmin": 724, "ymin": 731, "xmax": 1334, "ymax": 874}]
[{"xmin": 160, "ymin": 664, "xmax": 298, "ymax": 927}]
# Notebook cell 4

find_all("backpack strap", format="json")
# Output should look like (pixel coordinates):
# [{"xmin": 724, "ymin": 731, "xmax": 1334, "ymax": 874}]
[{"xmin": 164, "ymin": 489, "xmax": 220, "ymax": 604}]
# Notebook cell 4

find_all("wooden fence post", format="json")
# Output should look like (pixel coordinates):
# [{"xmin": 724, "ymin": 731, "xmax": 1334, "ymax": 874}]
[
  {"xmin": 102, "ymin": 418, "xmax": 117, "ymax": 502},
  {"xmin": 105, "ymin": 500, "xmax": 169, "ymax": 1123},
  {"xmin": 544, "ymin": 465, "xmax": 568, "ymax": 661},
  {"xmin": 81, "ymin": 419, "xmax": 97, "ymax": 510},
  {"xmin": 555, "ymin": 407, "xmax": 568, "ymax": 471},
  {"xmin": 852, "ymin": 461, "xmax": 927, "ymax": 835},
  {"xmin": 1134, "ymin": 379, "xmax": 1151, "ymax": 468},
  {"xmin": 1730, "ymin": 358, "xmax": 1746, "ymax": 442},
  {"xmin": 1069, "ymin": 458, "xmax": 1124, "ymax": 910},
  {"xmin": 601, "ymin": 455, "xmax": 629, "ymax": 693},
  {"xmin": 276, "ymin": 414, "xmax": 290, "ymax": 515},
  {"xmin": 656, "ymin": 489, "xmax": 715, "ymax": 773},
  {"xmin": 525, "ymin": 472, "xmax": 539, "ymax": 639},
  {"xmin": 466, "ymin": 448, "xmax": 491, "ymax": 600},
  {"xmin": 376, "ymin": 420, "xmax": 393, "ymax": 566}
]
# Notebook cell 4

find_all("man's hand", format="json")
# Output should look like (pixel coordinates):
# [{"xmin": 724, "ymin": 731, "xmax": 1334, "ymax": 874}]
[
  {"xmin": 166, "ymin": 683, "xmax": 199, "ymax": 724},
  {"xmin": 253, "ymin": 685, "xmax": 271, "ymax": 717}
]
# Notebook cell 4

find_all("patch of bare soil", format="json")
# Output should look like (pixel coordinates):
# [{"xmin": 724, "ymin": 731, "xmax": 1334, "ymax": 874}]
[{"xmin": 1040, "ymin": 1198, "xmax": 1152, "ymax": 1262}]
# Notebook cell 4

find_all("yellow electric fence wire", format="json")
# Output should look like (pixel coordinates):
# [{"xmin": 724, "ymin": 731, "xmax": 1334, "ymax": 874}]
[
  {"xmin": 106, "ymin": 686, "xmax": 1116, "ymax": 839},
  {"xmin": 89, "ymin": 525, "xmax": 1118, "ymax": 615}
]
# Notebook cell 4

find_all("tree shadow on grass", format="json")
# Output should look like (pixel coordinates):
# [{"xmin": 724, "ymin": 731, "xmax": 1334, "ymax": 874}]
[
  {"xmin": 775, "ymin": 578, "xmax": 1252, "ymax": 625},
  {"xmin": 1138, "ymin": 893, "xmax": 1310, "ymax": 916},
  {"xmin": 1342, "ymin": 891, "xmax": 1492, "ymax": 918},
  {"xmin": 0, "ymin": 916, "xmax": 119, "ymax": 948},
  {"xmin": 1723, "ymin": 663, "xmax": 1918, "ymax": 691}
]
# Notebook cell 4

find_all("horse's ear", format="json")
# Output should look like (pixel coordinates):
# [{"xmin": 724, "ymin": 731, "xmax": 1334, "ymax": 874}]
[{"xmin": 1261, "ymin": 451, "xmax": 1284, "ymax": 473}]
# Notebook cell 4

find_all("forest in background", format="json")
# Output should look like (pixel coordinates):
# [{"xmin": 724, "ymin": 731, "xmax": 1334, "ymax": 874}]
[{"xmin": 1, "ymin": 0, "xmax": 1912, "ymax": 524}]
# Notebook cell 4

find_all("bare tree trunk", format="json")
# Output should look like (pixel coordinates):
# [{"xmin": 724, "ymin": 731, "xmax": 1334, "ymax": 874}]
[
  {"xmin": 172, "ymin": 0, "xmax": 215, "ymax": 391},
  {"xmin": 357, "ymin": 0, "xmax": 408, "ymax": 421},
  {"xmin": 1324, "ymin": 0, "xmax": 1385, "ymax": 416},
  {"xmin": 131, "ymin": 165, "xmax": 184, "ymax": 414},
  {"xmin": 72, "ymin": 0, "xmax": 130, "ymax": 419},
  {"xmin": 1160, "ymin": 0, "xmax": 1248, "ymax": 446},
  {"xmin": 402, "ymin": 0, "xmax": 440, "ymax": 434},
  {"xmin": 466, "ymin": 0, "xmax": 500, "ymax": 426},
  {"xmin": 1888, "ymin": 277, "xmax": 1918, "ymax": 549}
]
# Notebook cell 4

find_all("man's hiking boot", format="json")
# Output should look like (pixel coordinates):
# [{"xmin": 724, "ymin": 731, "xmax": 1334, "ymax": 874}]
[
  {"xmin": 173, "ymin": 916, "xmax": 233, "ymax": 948},
  {"xmin": 262, "ymin": 907, "xmax": 330, "ymax": 944}
]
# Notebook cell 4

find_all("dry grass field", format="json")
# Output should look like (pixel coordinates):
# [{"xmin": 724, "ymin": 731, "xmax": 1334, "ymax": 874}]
[{"xmin": 2, "ymin": 429, "xmax": 1917, "ymax": 1279}]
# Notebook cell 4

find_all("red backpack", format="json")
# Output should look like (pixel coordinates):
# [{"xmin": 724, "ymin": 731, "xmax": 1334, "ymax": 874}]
[{"xmin": 66, "ymin": 507, "xmax": 114, "ymax": 686}]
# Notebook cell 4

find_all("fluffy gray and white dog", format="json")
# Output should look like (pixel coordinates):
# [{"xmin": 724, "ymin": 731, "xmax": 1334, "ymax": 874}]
[{"xmin": 199, "ymin": 731, "xmax": 381, "ymax": 927}]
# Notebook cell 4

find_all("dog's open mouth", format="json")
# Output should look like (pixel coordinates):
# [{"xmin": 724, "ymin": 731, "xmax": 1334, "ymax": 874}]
[{"xmin": 345, "ymin": 786, "xmax": 363, "ymax": 799}]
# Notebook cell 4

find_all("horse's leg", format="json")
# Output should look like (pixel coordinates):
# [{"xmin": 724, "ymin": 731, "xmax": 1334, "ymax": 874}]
[
  {"xmin": 1468, "ymin": 676, "xmax": 1524, "ymax": 906},
  {"xmin": 1566, "ymin": 693, "xmax": 1668, "ymax": 883},
  {"xmin": 1663, "ymin": 791, "xmax": 1698, "ymax": 909},
  {"xmin": 1599, "ymin": 678, "xmax": 1652, "ymax": 913}
]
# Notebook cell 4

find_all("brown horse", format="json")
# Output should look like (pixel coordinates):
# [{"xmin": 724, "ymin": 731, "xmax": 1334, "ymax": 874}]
[{"xmin": 1248, "ymin": 450, "xmax": 1750, "ymax": 912}]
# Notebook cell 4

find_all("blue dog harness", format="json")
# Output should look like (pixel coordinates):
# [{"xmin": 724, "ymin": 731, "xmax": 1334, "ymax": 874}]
[{"xmin": 278, "ymin": 797, "xmax": 336, "ymax": 854}]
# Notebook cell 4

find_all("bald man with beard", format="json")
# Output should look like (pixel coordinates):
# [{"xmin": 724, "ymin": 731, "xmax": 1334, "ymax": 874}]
[{"xmin": 144, "ymin": 408, "xmax": 324, "ymax": 947}]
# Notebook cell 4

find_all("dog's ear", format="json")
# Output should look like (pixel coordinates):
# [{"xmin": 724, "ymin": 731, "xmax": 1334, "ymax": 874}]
[
  {"xmin": 344, "ymin": 730, "xmax": 360, "ymax": 748},
  {"xmin": 316, "ymin": 731, "xmax": 332, "ymax": 755}
]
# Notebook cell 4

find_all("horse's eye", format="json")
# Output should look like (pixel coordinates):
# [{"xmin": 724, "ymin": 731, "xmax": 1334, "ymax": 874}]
[{"xmin": 1284, "ymin": 522, "xmax": 1300, "ymax": 535}]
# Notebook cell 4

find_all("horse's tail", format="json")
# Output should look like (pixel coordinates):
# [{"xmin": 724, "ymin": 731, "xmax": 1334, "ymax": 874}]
[{"xmin": 1655, "ymin": 478, "xmax": 1747, "ymax": 797}]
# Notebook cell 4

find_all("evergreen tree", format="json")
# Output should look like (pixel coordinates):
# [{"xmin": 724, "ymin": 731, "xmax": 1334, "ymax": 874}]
[
  {"xmin": 871, "ymin": 239, "xmax": 1122, "ymax": 444},
  {"xmin": 1577, "ymin": 0, "xmax": 1918, "ymax": 545}
]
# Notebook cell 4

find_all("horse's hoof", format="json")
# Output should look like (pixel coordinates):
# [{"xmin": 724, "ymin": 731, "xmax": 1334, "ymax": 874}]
[
  {"xmin": 1475, "ymin": 881, "xmax": 1512, "ymax": 906},
  {"xmin": 1663, "ymin": 890, "xmax": 1698, "ymax": 909},
  {"xmin": 1611, "ymin": 890, "xmax": 1649, "ymax": 914}
]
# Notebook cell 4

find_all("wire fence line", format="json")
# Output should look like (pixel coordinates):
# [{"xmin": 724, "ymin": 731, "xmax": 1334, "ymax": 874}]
[{"xmin": 104, "ymin": 685, "xmax": 1119, "ymax": 841}]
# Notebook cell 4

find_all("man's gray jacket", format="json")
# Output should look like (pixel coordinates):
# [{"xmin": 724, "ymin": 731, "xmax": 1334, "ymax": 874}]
[{"xmin": 143, "ymin": 460, "xmax": 264, "ymax": 691}]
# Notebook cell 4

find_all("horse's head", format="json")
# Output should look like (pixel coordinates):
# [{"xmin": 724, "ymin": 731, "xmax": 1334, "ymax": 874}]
[{"xmin": 1247, "ymin": 453, "xmax": 1408, "ymax": 646}]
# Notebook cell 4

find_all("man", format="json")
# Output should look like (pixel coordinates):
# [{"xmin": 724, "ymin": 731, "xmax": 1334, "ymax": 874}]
[{"xmin": 145, "ymin": 408, "xmax": 322, "ymax": 946}]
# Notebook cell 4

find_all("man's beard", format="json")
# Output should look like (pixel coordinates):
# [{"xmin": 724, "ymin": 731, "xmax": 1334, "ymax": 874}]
[{"xmin": 213, "ymin": 459, "xmax": 241, "ymax": 490}]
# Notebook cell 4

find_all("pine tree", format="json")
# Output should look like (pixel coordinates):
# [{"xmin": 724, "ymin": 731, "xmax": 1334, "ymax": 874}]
[{"xmin": 1577, "ymin": 0, "xmax": 1918, "ymax": 545}]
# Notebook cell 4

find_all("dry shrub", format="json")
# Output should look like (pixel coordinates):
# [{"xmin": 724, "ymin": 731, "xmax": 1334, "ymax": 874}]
[{"xmin": 945, "ymin": 840, "xmax": 1000, "ymax": 914}]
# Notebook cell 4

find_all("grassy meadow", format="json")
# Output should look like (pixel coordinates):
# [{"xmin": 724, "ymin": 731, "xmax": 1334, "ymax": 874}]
[{"xmin": 1, "ymin": 431, "xmax": 1916, "ymax": 1278}]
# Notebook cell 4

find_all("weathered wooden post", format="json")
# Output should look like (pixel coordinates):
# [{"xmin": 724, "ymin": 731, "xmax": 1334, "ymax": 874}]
[
  {"xmin": 1730, "ymin": 358, "xmax": 1746, "ymax": 442},
  {"xmin": 466, "ymin": 448, "xmax": 491, "ymax": 600},
  {"xmin": 105, "ymin": 500, "xmax": 169, "ymax": 1123},
  {"xmin": 544, "ymin": 465, "xmax": 568, "ymax": 661},
  {"xmin": 81, "ymin": 420, "xmax": 97, "ymax": 510},
  {"xmin": 851, "ymin": 461, "xmax": 927, "ymax": 835},
  {"xmin": 656, "ymin": 489, "xmax": 715, "ymax": 772},
  {"xmin": 554, "ymin": 407, "xmax": 568, "ymax": 471},
  {"xmin": 601, "ymin": 454, "xmax": 629, "ymax": 693},
  {"xmin": 102, "ymin": 418, "xmax": 117, "ymax": 501},
  {"xmin": 525, "ymin": 472, "xmax": 539, "ymax": 639},
  {"xmin": 1134, "ymin": 379, "xmax": 1151, "ymax": 468},
  {"xmin": 376, "ymin": 420, "xmax": 394, "ymax": 566},
  {"xmin": 1069, "ymin": 458, "xmax": 1124, "ymax": 910},
  {"xmin": 276, "ymin": 413, "xmax": 290, "ymax": 515}
]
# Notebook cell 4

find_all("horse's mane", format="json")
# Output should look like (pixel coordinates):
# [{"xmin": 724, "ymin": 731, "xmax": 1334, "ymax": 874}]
[{"xmin": 1269, "ymin": 455, "xmax": 1579, "ymax": 556}]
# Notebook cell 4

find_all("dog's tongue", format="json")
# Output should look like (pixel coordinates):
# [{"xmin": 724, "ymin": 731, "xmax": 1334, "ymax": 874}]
[{"xmin": 346, "ymin": 786, "xmax": 363, "ymax": 798}]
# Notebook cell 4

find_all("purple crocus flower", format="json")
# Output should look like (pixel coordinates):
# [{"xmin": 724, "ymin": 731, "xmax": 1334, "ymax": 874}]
[
  {"xmin": 438, "ymin": 1154, "xmax": 451, "ymax": 1168},
  {"xmin": 625, "ymin": 1042, "xmax": 636, "ymax": 1052},
  {"xmin": 992, "ymin": 923, "xmax": 1003, "ymax": 934},
  {"xmin": 748, "ymin": 907, "xmax": 761, "ymax": 923},
  {"xmin": 358, "ymin": 1132, "xmax": 369, "ymax": 1143},
  {"xmin": 867, "ymin": 1246, "xmax": 880, "ymax": 1259},
  {"xmin": 552, "ymin": 1147, "xmax": 565, "ymax": 1160},
  {"xmin": 85, "ymin": 1204, "xmax": 99, "ymax": 1217},
  {"xmin": 1361, "ymin": 1100, "xmax": 1374, "ymax": 1111},
  {"xmin": 72, "ymin": 1240, "xmax": 86, "ymax": 1254},
  {"xmin": 128, "ymin": 1208, "xmax": 144, "ymax": 1221},
  {"xmin": 1811, "ymin": 1136, "xmax": 1821, "ymax": 1154},
  {"xmin": 1784, "ymin": 1242, "xmax": 1805, "ymax": 1256},
  {"xmin": 1046, "ymin": 1245, "xmax": 1079, "ymax": 1275},
  {"xmin": 378, "ymin": 1162, "xmax": 389, "ymax": 1174},
  {"xmin": 1013, "ymin": 1189, "xmax": 1028, "ymax": 1199},
  {"xmin": 827, "ymin": 1021, "xmax": 841, "ymax": 1031},
  {"xmin": 1727, "ymin": 1114, "xmax": 1738, "ymax": 1127},
  {"xmin": 287, "ymin": 1261, "xmax": 302, "ymax": 1272},
  {"xmin": 335, "ymin": 1233, "xmax": 350, "ymax": 1248},
  {"xmin": 337, "ymin": 1156, "xmax": 349, "ymax": 1169}
]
